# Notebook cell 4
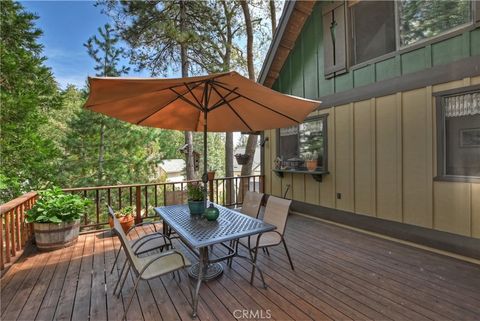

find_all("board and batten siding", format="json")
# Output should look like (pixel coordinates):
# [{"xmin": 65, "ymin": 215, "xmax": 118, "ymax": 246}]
[{"xmin": 264, "ymin": 76, "xmax": 480, "ymax": 239}]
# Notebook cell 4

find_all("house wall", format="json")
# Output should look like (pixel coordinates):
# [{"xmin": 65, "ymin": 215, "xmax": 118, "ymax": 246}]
[
  {"xmin": 263, "ymin": 3, "xmax": 480, "ymax": 239},
  {"xmin": 264, "ymin": 76, "xmax": 480, "ymax": 239}
]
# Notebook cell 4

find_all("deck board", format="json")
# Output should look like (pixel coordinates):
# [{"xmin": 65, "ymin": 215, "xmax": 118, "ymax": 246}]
[{"xmin": 1, "ymin": 214, "xmax": 479, "ymax": 321}]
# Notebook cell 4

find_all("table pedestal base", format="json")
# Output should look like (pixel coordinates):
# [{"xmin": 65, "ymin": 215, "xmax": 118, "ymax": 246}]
[{"xmin": 188, "ymin": 262, "xmax": 223, "ymax": 281}]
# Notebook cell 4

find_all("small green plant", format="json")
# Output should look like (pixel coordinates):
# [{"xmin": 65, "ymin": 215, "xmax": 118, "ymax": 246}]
[
  {"xmin": 26, "ymin": 187, "xmax": 90, "ymax": 224},
  {"xmin": 116, "ymin": 205, "xmax": 134, "ymax": 218},
  {"xmin": 187, "ymin": 183, "xmax": 206, "ymax": 201}
]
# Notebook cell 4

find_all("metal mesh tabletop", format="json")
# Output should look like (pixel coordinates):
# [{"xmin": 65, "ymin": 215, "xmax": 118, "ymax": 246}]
[{"xmin": 155, "ymin": 203, "xmax": 275, "ymax": 248}]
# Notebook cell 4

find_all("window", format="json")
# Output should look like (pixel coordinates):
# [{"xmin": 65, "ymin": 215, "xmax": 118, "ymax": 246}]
[
  {"xmin": 398, "ymin": 0, "xmax": 472, "ymax": 47},
  {"xmin": 436, "ymin": 86, "xmax": 480, "ymax": 179},
  {"xmin": 278, "ymin": 116, "xmax": 327, "ymax": 171},
  {"xmin": 345, "ymin": 0, "xmax": 474, "ymax": 67},
  {"xmin": 350, "ymin": 1, "xmax": 396, "ymax": 65}
]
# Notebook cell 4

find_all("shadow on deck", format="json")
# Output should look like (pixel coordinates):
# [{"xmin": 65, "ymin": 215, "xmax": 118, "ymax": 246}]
[{"xmin": 1, "ymin": 214, "xmax": 480, "ymax": 321}]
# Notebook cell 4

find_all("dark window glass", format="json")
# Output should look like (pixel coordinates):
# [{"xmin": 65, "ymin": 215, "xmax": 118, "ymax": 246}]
[
  {"xmin": 398, "ymin": 0, "xmax": 472, "ymax": 47},
  {"xmin": 351, "ymin": 1, "xmax": 396, "ymax": 64},
  {"xmin": 443, "ymin": 91, "xmax": 480, "ymax": 177},
  {"xmin": 278, "ymin": 116, "xmax": 327, "ymax": 171}
]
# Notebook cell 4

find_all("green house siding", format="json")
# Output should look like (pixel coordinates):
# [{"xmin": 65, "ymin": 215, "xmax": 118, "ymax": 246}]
[{"xmin": 273, "ymin": 3, "xmax": 480, "ymax": 98}]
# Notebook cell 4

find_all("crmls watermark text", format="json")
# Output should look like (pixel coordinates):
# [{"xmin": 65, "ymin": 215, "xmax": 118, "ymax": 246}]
[{"xmin": 233, "ymin": 309, "xmax": 272, "ymax": 319}]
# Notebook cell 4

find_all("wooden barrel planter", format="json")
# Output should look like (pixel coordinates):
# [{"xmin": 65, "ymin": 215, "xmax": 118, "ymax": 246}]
[{"xmin": 33, "ymin": 220, "xmax": 80, "ymax": 251}]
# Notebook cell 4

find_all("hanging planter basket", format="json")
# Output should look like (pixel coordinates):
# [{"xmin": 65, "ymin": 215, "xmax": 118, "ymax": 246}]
[{"xmin": 235, "ymin": 153, "xmax": 250, "ymax": 165}]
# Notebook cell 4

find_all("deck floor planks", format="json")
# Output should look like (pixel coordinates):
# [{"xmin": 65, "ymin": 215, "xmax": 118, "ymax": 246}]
[
  {"xmin": 53, "ymin": 233, "xmax": 87, "ymax": 321},
  {"xmin": 1, "ymin": 214, "xmax": 479, "ymax": 321},
  {"xmin": 17, "ymin": 246, "xmax": 67, "ymax": 321},
  {"xmin": 89, "ymin": 232, "xmax": 108, "ymax": 321},
  {"xmin": 288, "ymin": 216, "xmax": 480, "ymax": 312},
  {"xmin": 35, "ymin": 243, "xmax": 76, "ymax": 321}
]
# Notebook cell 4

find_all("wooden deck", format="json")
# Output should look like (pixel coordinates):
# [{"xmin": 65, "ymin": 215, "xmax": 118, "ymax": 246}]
[{"xmin": 1, "ymin": 214, "xmax": 480, "ymax": 321}]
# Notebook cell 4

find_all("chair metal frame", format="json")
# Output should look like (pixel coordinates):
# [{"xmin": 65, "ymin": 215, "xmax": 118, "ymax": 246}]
[
  {"xmin": 230, "ymin": 196, "xmax": 294, "ymax": 284},
  {"xmin": 112, "ymin": 215, "xmax": 191, "ymax": 321}
]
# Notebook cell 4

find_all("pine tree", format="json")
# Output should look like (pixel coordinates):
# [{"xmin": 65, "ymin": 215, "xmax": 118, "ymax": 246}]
[{"xmin": 0, "ymin": 0, "xmax": 62, "ymax": 201}]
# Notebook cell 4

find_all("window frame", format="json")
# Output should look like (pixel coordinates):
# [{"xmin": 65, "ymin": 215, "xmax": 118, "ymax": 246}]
[
  {"xmin": 276, "ymin": 114, "xmax": 329, "ymax": 173},
  {"xmin": 434, "ymin": 84, "xmax": 480, "ymax": 183},
  {"xmin": 346, "ymin": 0, "xmax": 478, "ymax": 70}
]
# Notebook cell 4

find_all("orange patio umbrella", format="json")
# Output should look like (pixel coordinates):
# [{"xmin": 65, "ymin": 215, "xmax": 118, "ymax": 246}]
[{"xmin": 84, "ymin": 71, "xmax": 320, "ymax": 187}]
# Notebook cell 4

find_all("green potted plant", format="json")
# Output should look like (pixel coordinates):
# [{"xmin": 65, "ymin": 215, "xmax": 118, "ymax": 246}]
[
  {"xmin": 187, "ymin": 183, "xmax": 206, "ymax": 215},
  {"xmin": 108, "ymin": 205, "xmax": 135, "ymax": 233},
  {"xmin": 26, "ymin": 187, "xmax": 90, "ymax": 251},
  {"xmin": 304, "ymin": 152, "xmax": 318, "ymax": 171}
]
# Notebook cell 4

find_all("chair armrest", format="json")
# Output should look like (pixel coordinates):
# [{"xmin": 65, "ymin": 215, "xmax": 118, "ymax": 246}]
[{"xmin": 132, "ymin": 232, "xmax": 171, "ymax": 250}]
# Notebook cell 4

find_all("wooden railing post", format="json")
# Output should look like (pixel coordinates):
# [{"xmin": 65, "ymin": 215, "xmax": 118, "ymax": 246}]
[
  {"xmin": 209, "ymin": 179, "xmax": 214, "ymax": 202},
  {"xmin": 135, "ymin": 186, "xmax": 142, "ymax": 224}
]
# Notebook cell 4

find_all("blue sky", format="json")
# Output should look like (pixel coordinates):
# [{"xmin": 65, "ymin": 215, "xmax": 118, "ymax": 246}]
[{"xmin": 21, "ymin": 1, "xmax": 148, "ymax": 89}]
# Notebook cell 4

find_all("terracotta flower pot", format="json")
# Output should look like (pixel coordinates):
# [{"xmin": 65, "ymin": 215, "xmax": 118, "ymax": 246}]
[
  {"xmin": 306, "ymin": 160, "xmax": 317, "ymax": 171},
  {"xmin": 119, "ymin": 215, "xmax": 135, "ymax": 233},
  {"xmin": 207, "ymin": 171, "xmax": 216, "ymax": 181}
]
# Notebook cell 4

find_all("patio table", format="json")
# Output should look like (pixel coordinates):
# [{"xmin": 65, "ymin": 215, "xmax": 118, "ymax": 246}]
[{"xmin": 155, "ymin": 203, "xmax": 275, "ymax": 318}]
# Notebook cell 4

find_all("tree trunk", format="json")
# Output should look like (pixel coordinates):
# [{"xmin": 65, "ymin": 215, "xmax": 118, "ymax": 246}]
[
  {"xmin": 97, "ymin": 121, "xmax": 105, "ymax": 184},
  {"xmin": 240, "ymin": 0, "xmax": 257, "ymax": 177},
  {"xmin": 269, "ymin": 0, "xmax": 277, "ymax": 35},
  {"xmin": 180, "ymin": 0, "xmax": 195, "ymax": 181}
]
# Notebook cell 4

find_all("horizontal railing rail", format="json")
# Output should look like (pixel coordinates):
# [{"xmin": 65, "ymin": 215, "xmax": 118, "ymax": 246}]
[
  {"xmin": 0, "ymin": 174, "xmax": 264, "ymax": 271},
  {"xmin": 64, "ymin": 174, "xmax": 264, "ymax": 232},
  {"xmin": 0, "ymin": 191, "xmax": 38, "ymax": 270}
]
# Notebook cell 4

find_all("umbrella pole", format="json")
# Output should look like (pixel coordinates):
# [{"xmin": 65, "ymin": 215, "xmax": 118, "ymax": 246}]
[{"xmin": 202, "ymin": 106, "xmax": 208, "ymax": 209}]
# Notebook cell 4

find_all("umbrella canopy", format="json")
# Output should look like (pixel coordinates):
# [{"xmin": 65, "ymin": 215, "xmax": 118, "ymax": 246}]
[{"xmin": 84, "ymin": 71, "xmax": 320, "ymax": 133}]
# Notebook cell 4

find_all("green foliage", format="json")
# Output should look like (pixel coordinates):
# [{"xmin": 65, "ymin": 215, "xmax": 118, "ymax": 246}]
[
  {"xmin": 187, "ymin": 183, "xmax": 206, "ymax": 201},
  {"xmin": 26, "ymin": 187, "xmax": 90, "ymax": 224},
  {"xmin": 0, "ymin": 1, "xmax": 63, "ymax": 202},
  {"xmin": 116, "ymin": 205, "xmax": 134, "ymax": 218}
]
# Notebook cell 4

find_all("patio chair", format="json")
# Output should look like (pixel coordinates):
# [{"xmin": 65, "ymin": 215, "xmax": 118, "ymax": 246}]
[
  {"xmin": 238, "ymin": 191, "xmax": 264, "ymax": 218},
  {"xmin": 234, "ymin": 195, "xmax": 294, "ymax": 284},
  {"xmin": 112, "ymin": 216, "xmax": 191, "ymax": 321},
  {"xmin": 108, "ymin": 205, "xmax": 172, "ymax": 274}
]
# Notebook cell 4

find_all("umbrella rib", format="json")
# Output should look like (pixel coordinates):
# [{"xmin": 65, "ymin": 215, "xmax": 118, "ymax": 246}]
[
  {"xmin": 208, "ymin": 86, "xmax": 239, "ymax": 111},
  {"xmin": 184, "ymin": 82, "xmax": 203, "ymax": 108},
  {"xmin": 212, "ymin": 81, "xmax": 301, "ymax": 123},
  {"xmin": 210, "ymin": 85, "xmax": 253, "ymax": 132},
  {"xmin": 170, "ymin": 88, "xmax": 204, "ymax": 112},
  {"xmin": 135, "ymin": 82, "xmax": 205, "ymax": 125},
  {"xmin": 209, "ymin": 94, "xmax": 242, "ymax": 112}
]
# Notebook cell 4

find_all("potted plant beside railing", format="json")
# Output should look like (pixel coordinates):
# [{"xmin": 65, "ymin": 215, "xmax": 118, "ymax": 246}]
[
  {"xmin": 26, "ymin": 187, "xmax": 90, "ymax": 251},
  {"xmin": 108, "ymin": 205, "xmax": 135, "ymax": 233},
  {"xmin": 187, "ymin": 183, "xmax": 206, "ymax": 215}
]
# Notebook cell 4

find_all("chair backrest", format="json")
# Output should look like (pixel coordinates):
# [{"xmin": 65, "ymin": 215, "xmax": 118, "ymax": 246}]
[
  {"xmin": 111, "ymin": 208, "xmax": 142, "ymax": 274},
  {"xmin": 107, "ymin": 205, "xmax": 115, "ymax": 218},
  {"xmin": 241, "ymin": 191, "xmax": 264, "ymax": 218},
  {"xmin": 263, "ymin": 196, "xmax": 292, "ymax": 235}
]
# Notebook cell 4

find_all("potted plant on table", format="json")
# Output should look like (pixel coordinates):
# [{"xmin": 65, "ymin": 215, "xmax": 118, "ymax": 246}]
[
  {"xmin": 187, "ymin": 183, "xmax": 206, "ymax": 215},
  {"xmin": 26, "ymin": 187, "xmax": 90, "ymax": 251},
  {"xmin": 108, "ymin": 205, "xmax": 135, "ymax": 233}
]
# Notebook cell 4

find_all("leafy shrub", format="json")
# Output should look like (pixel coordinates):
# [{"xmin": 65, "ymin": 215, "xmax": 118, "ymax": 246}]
[
  {"xmin": 26, "ymin": 187, "xmax": 90, "ymax": 224},
  {"xmin": 187, "ymin": 183, "xmax": 206, "ymax": 201},
  {"xmin": 116, "ymin": 205, "xmax": 134, "ymax": 218}
]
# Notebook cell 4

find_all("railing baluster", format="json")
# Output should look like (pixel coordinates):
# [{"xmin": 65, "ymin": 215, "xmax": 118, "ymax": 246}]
[
  {"xmin": 135, "ymin": 186, "xmax": 142, "ymax": 224},
  {"xmin": 83, "ymin": 190, "xmax": 88, "ymax": 226},
  {"xmin": 20, "ymin": 203, "xmax": 26, "ymax": 248},
  {"xmin": 154, "ymin": 185, "xmax": 158, "ymax": 207},
  {"xmin": 5, "ymin": 212, "xmax": 10, "ymax": 263},
  {"xmin": 107, "ymin": 188, "xmax": 111, "ymax": 207},
  {"xmin": 180, "ymin": 183, "xmax": 184, "ymax": 204},
  {"xmin": 118, "ymin": 187, "xmax": 122, "ymax": 209},
  {"xmin": 144, "ymin": 185, "xmax": 148, "ymax": 217},
  {"xmin": 16, "ymin": 206, "xmax": 21, "ymax": 251},
  {"xmin": 10, "ymin": 210, "xmax": 16, "ymax": 257},
  {"xmin": 95, "ymin": 189, "xmax": 100, "ymax": 226},
  {"xmin": 163, "ymin": 184, "xmax": 167, "ymax": 206},
  {"xmin": 129, "ymin": 186, "xmax": 133, "ymax": 207},
  {"xmin": 215, "ymin": 180, "xmax": 219, "ymax": 204},
  {"xmin": 0, "ymin": 213, "xmax": 4, "ymax": 270}
]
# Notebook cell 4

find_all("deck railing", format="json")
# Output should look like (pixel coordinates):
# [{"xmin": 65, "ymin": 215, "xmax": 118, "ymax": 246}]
[
  {"xmin": 0, "ymin": 192, "xmax": 38, "ymax": 270},
  {"xmin": 0, "ymin": 174, "xmax": 263, "ymax": 270}
]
